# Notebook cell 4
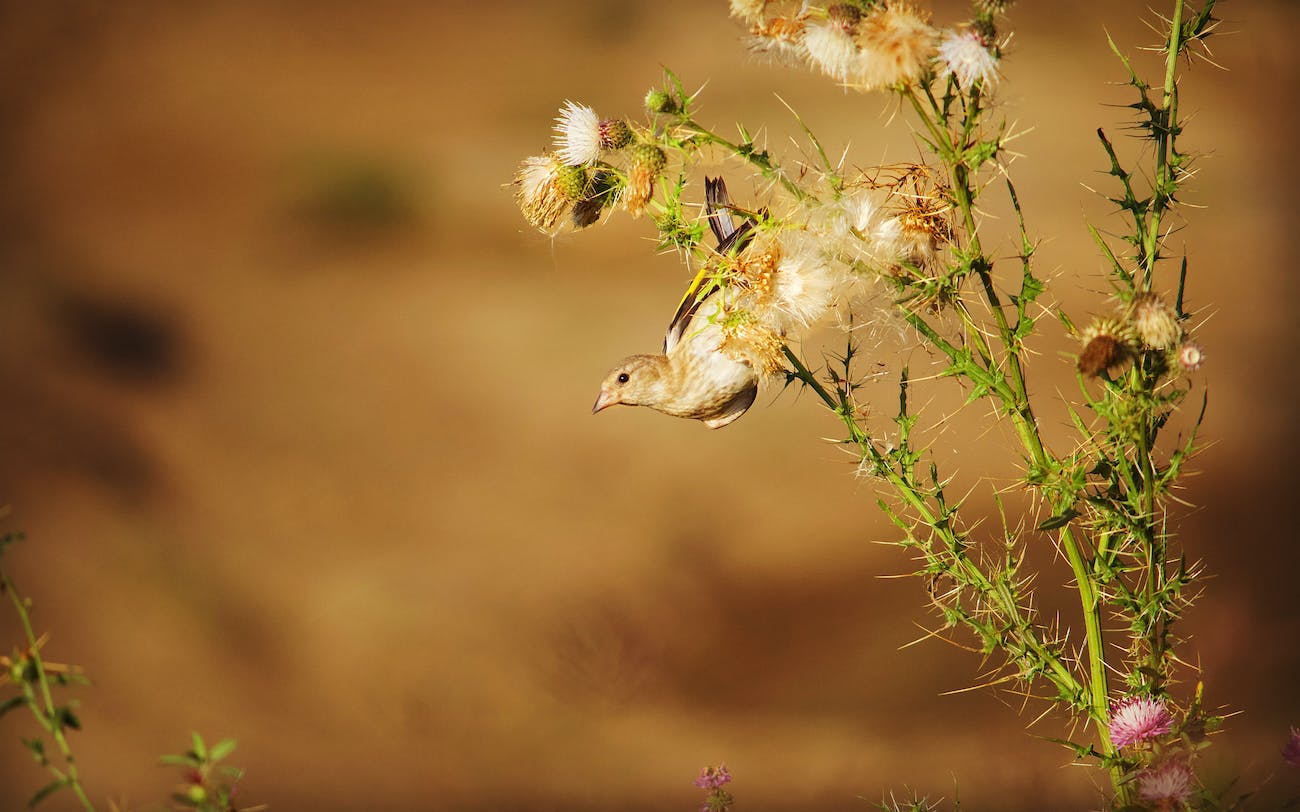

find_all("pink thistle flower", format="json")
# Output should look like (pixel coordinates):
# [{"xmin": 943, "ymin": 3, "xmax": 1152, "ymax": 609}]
[
  {"xmin": 694, "ymin": 764, "xmax": 732, "ymax": 790},
  {"xmin": 1283, "ymin": 726, "xmax": 1300, "ymax": 768},
  {"xmin": 1137, "ymin": 758, "xmax": 1194, "ymax": 806},
  {"xmin": 1109, "ymin": 695, "xmax": 1174, "ymax": 748}
]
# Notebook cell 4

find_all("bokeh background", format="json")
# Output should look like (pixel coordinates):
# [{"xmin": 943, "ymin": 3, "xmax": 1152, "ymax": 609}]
[{"xmin": 1, "ymin": 1, "xmax": 1296, "ymax": 809}]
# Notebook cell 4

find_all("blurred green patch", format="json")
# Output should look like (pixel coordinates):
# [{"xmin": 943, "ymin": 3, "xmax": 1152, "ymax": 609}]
[{"xmin": 284, "ymin": 149, "xmax": 423, "ymax": 237}]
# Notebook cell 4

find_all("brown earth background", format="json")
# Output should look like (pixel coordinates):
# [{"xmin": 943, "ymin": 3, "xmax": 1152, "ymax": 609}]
[{"xmin": 1, "ymin": 1, "xmax": 1297, "ymax": 810}]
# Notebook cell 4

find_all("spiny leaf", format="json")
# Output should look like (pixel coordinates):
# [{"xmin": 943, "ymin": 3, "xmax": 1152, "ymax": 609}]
[{"xmin": 27, "ymin": 778, "xmax": 67, "ymax": 808}]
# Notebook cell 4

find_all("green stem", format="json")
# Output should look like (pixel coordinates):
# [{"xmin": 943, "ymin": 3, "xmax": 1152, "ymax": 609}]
[
  {"xmin": 909, "ymin": 78, "xmax": 1121, "ymax": 780},
  {"xmin": 1143, "ymin": 0, "xmax": 1185, "ymax": 286},
  {"xmin": 678, "ymin": 119, "xmax": 811, "ymax": 202},
  {"xmin": 3, "ymin": 575, "xmax": 96, "ymax": 812},
  {"xmin": 782, "ymin": 347, "xmax": 1084, "ymax": 703}
]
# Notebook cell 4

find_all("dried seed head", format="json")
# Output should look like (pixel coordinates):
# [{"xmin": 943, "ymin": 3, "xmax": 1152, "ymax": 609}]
[
  {"xmin": 804, "ymin": 20, "xmax": 861, "ymax": 82},
  {"xmin": 622, "ymin": 144, "xmax": 666, "ymax": 217},
  {"xmin": 826, "ymin": 3, "xmax": 862, "ymax": 30},
  {"xmin": 937, "ymin": 28, "xmax": 1000, "ymax": 91},
  {"xmin": 728, "ymin": 0, "xmax": 768, "ymax": 25},
  {"xmin": 515, "ymin": 154, "xmax": 575, "ymax": 235},
  {"xmin": 1131, "ymin": 292, "xmax": 1182, "ymax": 349},
  {"xmin": 850, "ymin": 1, "xmax": 937, "ymax": 90},
  {"xmin": 1078, "ymin": 318, "xmax": 1135, "ymax": 376},
  {"xmin": 718, "ymin": 311, "xmax": 786, "ymax": 375}
]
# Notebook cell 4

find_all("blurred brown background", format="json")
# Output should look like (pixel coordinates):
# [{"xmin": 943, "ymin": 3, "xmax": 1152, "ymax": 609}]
[{"xmin": 0, "ymin": 1, "xmax": 1295, "ymax": 810}]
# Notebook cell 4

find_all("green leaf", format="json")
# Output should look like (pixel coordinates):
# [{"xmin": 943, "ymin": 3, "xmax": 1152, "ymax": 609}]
[
  {"xmin": 160, "ymin": 753, "xmax": 201, "ymax": 768},
  {"xmin": 209, "ymin": 737, "xmax": 238, "ymax": 763},
  {"xmin": 27, "ymin": 778, "xmax": 67, "ymax": 808},
  {"xmin": 191, "ymin": 731, "xmax": 208, "ymax": 761},
  {"xmin": 0, "ymin": 694, "xmax": 25, "ymax": 718},
  {"xmin": 54, "ymin": 706, "xmax": 81, "ymax": 731},
  {"xmin": 21, "ymin": 737, "xmax": 47, "ymax": 765},
  {"xmin": 1037, "ymin": 507, "xmax": 1079, "ymax": 531}
]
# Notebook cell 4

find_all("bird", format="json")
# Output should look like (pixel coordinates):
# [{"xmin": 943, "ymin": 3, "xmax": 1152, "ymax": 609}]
[{"xmin": 591, "ymin": 177, "xmax": 762, "ymax": 429}]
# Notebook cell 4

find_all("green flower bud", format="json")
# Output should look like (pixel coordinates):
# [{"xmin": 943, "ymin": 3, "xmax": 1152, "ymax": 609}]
[
  {"xmin": 553, "ymin": 164, "xmax": 590, "ymax": 201},
  {"xmin": 644, "ymin": 88, "xmax": 679, "ymax": 115}
]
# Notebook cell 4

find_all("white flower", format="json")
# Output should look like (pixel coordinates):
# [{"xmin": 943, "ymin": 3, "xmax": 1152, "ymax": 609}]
[
  {"xmin": 553, "ymin": 101, "xmax": 602, "ymax": 166},
  {"xmin": 937, "ymin": 29, "xmax": 999, "ymax": 91},
  {"xmin": 803, "ymin": 21, "xmax": 860, "ymax": 82},
  {"xmin": 1178, "ymin": 340, "xmax": 1205, "ymax": 372}
]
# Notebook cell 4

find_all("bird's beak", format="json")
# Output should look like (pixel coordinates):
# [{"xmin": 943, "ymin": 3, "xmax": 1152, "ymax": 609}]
[{"xmin": 592, "ymin": 389, "xmax": 618, "ymax": 414}]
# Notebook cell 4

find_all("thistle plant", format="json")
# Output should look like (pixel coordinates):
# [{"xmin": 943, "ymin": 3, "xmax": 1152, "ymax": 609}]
[
  {"xmin": 1, "ymin": 531, "xmax": 257, "ymax": 811},
  {"xmin": 511, "ymin": 0, "xmax": 1265, "ymax": 808}
]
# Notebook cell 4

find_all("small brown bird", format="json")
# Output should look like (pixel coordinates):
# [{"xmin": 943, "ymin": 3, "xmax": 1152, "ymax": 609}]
[{"xmin": 592, "ymin": 178, "xmax": 761, "ymax": 429}]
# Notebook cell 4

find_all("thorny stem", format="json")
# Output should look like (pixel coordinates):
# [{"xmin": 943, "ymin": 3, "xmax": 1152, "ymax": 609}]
[
  {"xmin": 2, "ymin": 574, "xmax": 96, "ymax": 812},
  {"xmin": 678, "ymin": 119, "xmax": 811, "ymax": 202},
  {"xmin": 782, "ymin": 347, "xmax": 1084, "ymax": 703},
  {"xmin": 1143, "ymin": 0, "xmax": 1185, "ymax": 287},
  {"xmin": 908, "ymin": 85, "xmax": 1118, "ymax": 762}
]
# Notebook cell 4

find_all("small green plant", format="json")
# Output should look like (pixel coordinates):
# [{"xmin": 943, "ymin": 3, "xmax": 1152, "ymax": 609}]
[{"xmin": 1, "ymin": 531, "xmax": 258, "ymax": 811}]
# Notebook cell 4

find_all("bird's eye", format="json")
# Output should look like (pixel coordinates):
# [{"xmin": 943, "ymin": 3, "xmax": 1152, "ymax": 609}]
[{"xmin": 616, "ymin": 372, "xmax": 630, "ymax": 384}]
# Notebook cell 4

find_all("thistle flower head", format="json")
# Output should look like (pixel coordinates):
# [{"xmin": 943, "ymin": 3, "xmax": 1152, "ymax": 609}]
[
  {"xmin": 515, "ymin": 154, "xmax": 576, "ymax": 235},
  {"xmin": 1131, "ymin": 292, "xmax": 1182, "ymax": 349},
  {"xmin": 765, "ymin": 230, "xmax": 840, "ymax": 331},
  {"xmin": 728, "ymin": 0, "xmax": 768, "ymax": 25},
  {"xmin": 622, "ymin": 143, "xmax": 666, "ymax": 217},
  {"xmin": 804, "ymin": 19, "xmax": 861, "ymax": 82},
  {"xmin": 694, "ymin": 764, "xmax": 733, "ymax": 791},
  {"xmin": 1109, "ymin": 695, "xmax": 1175, "ymax": 748},
  {"xmin": 849, "ymin": 2, "xmax": 937, "ymax": 91},
  {"xmin": 1078, "ymin": 318, "xmax": 1135, "ymax": 377},
  {"xmin": 1283, "ymin": 726, "xmax": 1300, "ymax": 768},
  {"xmin": 937, "ymin": 28, "xmax": 1000, "ymax": 91},
  {"xmin": 1137, "ymin": 758, "xmax": 1194, "ymax": 807},
  {"xmin": 645, "ymin": 87, "xmax": 680, "ymax": 115},
  {"xmin": 718, "ymin": 310, "xmax": 786, "ymax": 375},
  {"xmin": 1177, "ymin": 339, "xmax": 1204, "ymax": 372},
  {"xmin": 553, "ymin": 101, "xmax": 603, "ymax": 166},
  {"xmin": 749, "ymin": 13, "xmax": 810, "ymax": 64}
]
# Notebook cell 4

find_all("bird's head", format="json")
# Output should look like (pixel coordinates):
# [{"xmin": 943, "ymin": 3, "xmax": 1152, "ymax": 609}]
[{"xmin": 592, "ymin": 354, "xmax": 669, "ymax": 414}]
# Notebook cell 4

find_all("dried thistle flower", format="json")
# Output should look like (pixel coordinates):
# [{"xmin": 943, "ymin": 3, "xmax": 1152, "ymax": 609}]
[
  {"xmin": 515, "ymin": 154, "xmax": 577, "ymax": 235},
  {"xmin": 622, "ymin": 143, "xmax": 666, "ymax": 217},
  {"xmin": 1078, "ymin": 318, "xmax": 1135, "ymax": 377},
  {"xmin": 1131, "ymin": 292, "xmax": 1182, "ymax": 349},
  {"xmin": 767, "ymin": 231, "xmax": 839, "ymax": 330},
  {"xmin": 718, "ymin": 310, "xmax": 786, "ymax": 375},
  {"xmin": 804, "ymin": 20, "xmax": 860, "ymax": 82},
  {"xmin": 850, "ymin": 1, "xmax": 937, "ymax": 91},
  {"xmin": 937, "ymin": 28, "xmax": 1000, "ymax": 91},
  {"xmin": 749, "ymin": 13, "xmax": 809, "ymax": 63},
  {"xmin": 728, "ymin": 0, "xmax": 767, "ymax": 25}
]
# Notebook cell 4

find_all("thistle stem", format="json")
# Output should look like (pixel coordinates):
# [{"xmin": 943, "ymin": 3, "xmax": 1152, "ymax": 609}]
[{"xmin": 3, "ymin": 575, "xmax": 96, "ymax": 812}]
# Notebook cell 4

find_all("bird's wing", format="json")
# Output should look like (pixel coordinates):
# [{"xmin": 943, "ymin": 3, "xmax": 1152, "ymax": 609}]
[
  {"xmin": 664, "ymin": 177, "xmax": 752, "ymax": 354},
  {"xmin": 704, "ymin": 176, "xmax": 737, "ymax": 245},
  {"xmin": 700, "ymin": 384, "xmax": 758, "ymax": 430}
]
